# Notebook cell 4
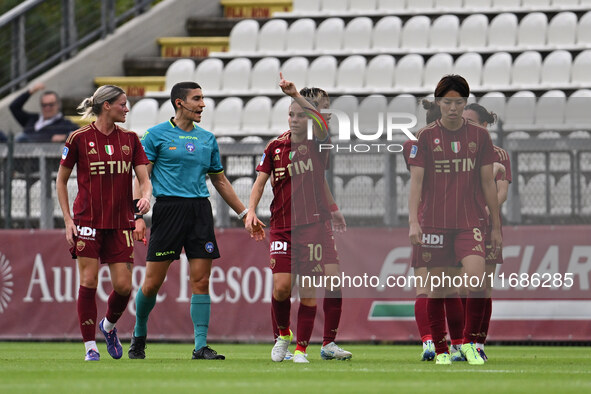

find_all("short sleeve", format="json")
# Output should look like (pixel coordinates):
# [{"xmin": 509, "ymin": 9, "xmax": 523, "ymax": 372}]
[
  {"xmin": 208, "ymin": 137, "xmax": 224, "ymax": 174},
  {"xmin": 60, "ymin": 135, "xmax": 79, "ymax": 169},
  {"xmin": 402, "ymin": 140, "xmax": 413, "ymax": 170},
  {"xmin": 407, "ymin": 132, "xmax": 426, "ymax": 168},
  {"xmin": 480, "ymin": 130, "xmax": 496, "ymax": 167},
  {"xmin": 256, "ymin": 142, "xmax": 273, "ymax": 174},
  {"xmin": 132, "ymin": 133, "xmax": 150, "ymax": 166},
  {"xmin": 140, "ymin": 129, "xmax": 157, "ymax": 163}
]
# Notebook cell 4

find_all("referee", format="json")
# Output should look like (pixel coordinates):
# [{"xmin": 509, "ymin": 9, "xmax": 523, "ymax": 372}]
[{"xmin": 128, "ymin": 81, "xmax": 264, "ymax": 360}]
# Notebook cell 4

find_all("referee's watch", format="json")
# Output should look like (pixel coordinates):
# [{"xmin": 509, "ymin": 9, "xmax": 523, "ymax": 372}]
[{"xmin": 134, "ymin": 214, "xmax": 144, "ymax": 220}]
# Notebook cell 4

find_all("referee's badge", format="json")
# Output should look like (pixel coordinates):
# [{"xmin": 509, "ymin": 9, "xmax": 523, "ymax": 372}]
[
  {"xmin": 185, "ymin": 142, "xmax": 196, "ymax": 153},
  {"xmin": 205, "ymin": 242, "xmax": 215, "ymax": 253}
]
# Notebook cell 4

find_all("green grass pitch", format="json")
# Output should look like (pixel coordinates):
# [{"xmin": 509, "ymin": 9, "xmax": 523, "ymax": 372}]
[{"xmin": 1, "ymin": 343, "xmax": 590, "ymax": 393}]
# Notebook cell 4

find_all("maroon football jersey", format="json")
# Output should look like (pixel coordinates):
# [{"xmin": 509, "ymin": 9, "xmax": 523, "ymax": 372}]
[
  {"xmin": 60, "ymin": 123, "xmax": 149, "ymax": 229},
  {"xmin": 408, "ymin": 119, "xmax": 496, "ymax": 229},
  {"xmin": 256, "ymin": 131, "xmax": 331, "ymax": 229}
]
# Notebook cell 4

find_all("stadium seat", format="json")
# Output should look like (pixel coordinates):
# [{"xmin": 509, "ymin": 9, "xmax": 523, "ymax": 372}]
[
  {"xmin": 213, "ymin": 97, "xmax": 243, "ymax": 134},
  {"xmin": 436, "ymin": 0, "xmax": 463, "ymax": 9},
  {"xmin": 242, "ymin": 97, "xmax": 272, "ymax": 132},
  {"xmin": 394, "ymin": 54, "xmax": 424, "ymax": 91},
  {"xmin": 464, "ymin": 0, "xmax": 492, "ymax": 10},
  {"xmin": 336, "ymin": 55, "xmax": 367, "ymax": 92},
  {"xmin": 241, "ymin": 136, "xmax": 264, "ymax": 143},
  {"xmin": 481, "ymin": 52, "xmax": 512, "ymax": 89},
  {"xmin": 424, "ymin": 53, "xmax": 454, "ymax": 88},
  {"xmin": 229, "ymin": 19, "xmax": 259, "ymax": 53},
  {"xmin": 478, "ymin": 91, "xmax": 506, "ymax": 129},
  {"xmin": 350, "ymin": 0, "xmax": 377, "ymax": 12},
  {"xmin": 504, "ymin": 90, "xmax": 536, "ymax": 130},
  {"xmin": 330, "ymin": 95, "xmax": 358, "ymax": 137},
  {"xmin": 518, "ymin": 12, "xmax": 548, "ymax": 48},
  {"xmin": 315, "ymin": 18, "xmax": 345, "ymax": 52},
  {"xmin": 565, "ymin": 89, "xmax": 591, "ymax": 129},
  {"xmin": 343, "ymin": 17, "xmax": 373, "ymax": 51},
  {"xmin": 280, "ymin": 56, "xmax": 309, "ymax": 90},
  {"xmin": 401, "ymin": 16, "xmax": 430, "ymax": 49},
  {"xmin": 571, "ymin": 50, "xmax": 591, "ymax": 86},
  {"xmin": 128, "ymin": 98, "xmax": 159, "ymax": 136},
  {"xmin": 293, "ymin": 0, "xmax": 320, "ymax": 13},
  {"xmin": 535, "ymin": 90, "xmax": 567, "ymax": 127},
  {"xmin": 388, "ymin": 94, "xmax": 420, "ymax": 132},
  {"xmin": 286, "ymin": 18, "xmax": 316, "ymax": 53},
  {"xmin": 258, "ymin": 19, "xmax": 288, "ymax": 54},
  {"xmin": 357, "ymin": 95, "xmax": 388, "ymax": 137},
  {"xmin": 511, "ymin": 51, "xmax": 542, "ymax": 88},
  {"xmin": 270, "ymin": 96, "xmax": 292, "ymax": 132},
  {"xmin": 541, "ymin": 50, "xmax": 572, "ymax": 86},
  {"xmin": 569, "ymin": 130, "xmax": 591, "ymax": 138},
  {"xmin": 308, "ymin": 56, "xmax": 338, "ymax": 89},
  {"xmin": 453, "ymin": 52, "xmax": 483, "ymax": 88},
  {"xmin": 408, "ymin": 0, "xmax": 434, "ymax": 11},
  {"xmin": 372, "ymin": 16, "xmax": 402, "ymax": 51},
  {"xmin": 322, "ymin": 0, "xmax": 349, "ymax": 12},
  {"xmin": 157, "ymin": 101, "xmax": 175, "ymax": 124},
  {"xmin": 429, "ymin": 15, "xmax": 460, "ymax": 49},
  {"xmin": 538, "ymin": 131, "xmax": 561, "ymax": 138},
  {"xmin": 216, "ymin": 136, "xmax": 236, "ymax": 144},
  {"xmin": 194, "ymin": 58, "xmax": 224, "ymax": 93},
  {"xmin": 200, "ymin": 97, "xmax": 215, "ymax": 131},
  {"xmin": 547, "ymin": 12, "xmax": 577, "ymax": 47},
  {"xmin": 459, "ymin": 14, "xmax": 488, "ymax": 49},
  {"xmin": 251, "ymin": 57, "xmax": 280, "ymax": 93},
  {"xmin": 577, "ymin": 11, "xmax": 591, "ymax": 45},
  {"xmin": 377, "ymin": 0, "xmax": 405, "ymax": 11},
  {"xmin": 366, "ymin": 55, "xmax": 395, "ymax": 91},
  {"xmin": 492, "ymin": 0, "xmax": 516, "ymax": 9},
  {"xmin": 488, "ymin": 13, "xmax": 518, "ymax": 49},
  {"xmin": 221, "ymin": 58, "xmax": 252, "ymax": 93},
  {"xmin": 165, "ymin": 59, "xmax": 195, "ymax": 93},
  {"xmin": 522, "ymin": 0, "xmax": 550, "ymax": 9}
]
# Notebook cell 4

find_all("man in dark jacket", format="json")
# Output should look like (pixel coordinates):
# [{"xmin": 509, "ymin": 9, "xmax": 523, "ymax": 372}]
[{"xmin": 9, "ymin": 82, "xmax": 78, "ymax": 143}]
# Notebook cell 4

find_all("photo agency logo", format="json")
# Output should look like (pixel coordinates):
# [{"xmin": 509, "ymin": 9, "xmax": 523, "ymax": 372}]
[{"xmin": 305, "ymin": 105, "xmax": 418, "ymax": 153}]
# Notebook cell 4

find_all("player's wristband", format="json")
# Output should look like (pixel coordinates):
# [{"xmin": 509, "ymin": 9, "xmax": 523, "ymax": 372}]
[
  {"xmin": 330, "ymin": 203, "xmax": 339, "ymax": 212},
  {"xmin": 237, "ymin": 208, "xmax": 248, "ymax": 220},
  {"xmin": 133, "ymin": 199, "xmax": 140, "ymax": 213},
  {"xmin": 134, "ymin": 214, "xmax": 143, "ymax": 220}
]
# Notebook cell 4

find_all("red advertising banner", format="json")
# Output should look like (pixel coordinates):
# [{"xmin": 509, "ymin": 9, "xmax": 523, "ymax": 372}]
[{"xmin": 0, "ymin": 226, "xmax": 590, "ymax": 341}]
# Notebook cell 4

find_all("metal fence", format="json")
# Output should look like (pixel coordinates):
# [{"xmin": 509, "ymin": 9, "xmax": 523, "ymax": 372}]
[
  {"xmin": 1, "ymin": 137, "xmax": 590, "ymax": 229},
  {"xmin": 0, "ymin": 0, "xmax": 157, "ymax": 98}
]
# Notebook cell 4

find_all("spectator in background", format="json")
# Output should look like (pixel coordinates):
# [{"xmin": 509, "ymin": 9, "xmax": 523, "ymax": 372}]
[{"xmin": 9, "ymin": 82, "xmax": 78, "ymax": 143}]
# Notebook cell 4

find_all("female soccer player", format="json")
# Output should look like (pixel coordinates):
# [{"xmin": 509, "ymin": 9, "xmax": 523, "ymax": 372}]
[
  {"xmin": 463, "ymin": 103, "xmax": 511, "ymax": 361},
  {"xmin": 56, "ymin": 85, "xmax": 152, "ymax": 361},
  {"xmin": 408, "ymin": 75, "xmax": 502, "ymax": 365},
  {"xmin": 128, "ymin": 81, "xmax": 264, "ymax": 360},
  {"xmin": 245, "ymin": 74, "xmax": 352, "ymax": 363}
]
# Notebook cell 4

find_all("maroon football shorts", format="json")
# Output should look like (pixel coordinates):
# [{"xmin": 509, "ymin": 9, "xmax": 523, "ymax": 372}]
[
  {"xmin": 70, "ymin": 226, "xmax": 134, "ymax": 264},
  {"xmin": 269, "ymin": 221, "xmax": 339, "ymax": 275},
  {"xmin": 412, "ymin": 226, "xmax": 486, "ymax": 268}
]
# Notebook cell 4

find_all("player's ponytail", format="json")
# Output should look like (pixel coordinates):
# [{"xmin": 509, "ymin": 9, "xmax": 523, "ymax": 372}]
[
  {"xmin": 465, "ymin": 103, "xmax": 497, "ymax": 126},
  {"xmin": 421, "ymin": 98, "xmax": 441, "ymax": 124},
  {"xmin": 77, "ymin": 85, "xmax": 125, "ymax": 119}
]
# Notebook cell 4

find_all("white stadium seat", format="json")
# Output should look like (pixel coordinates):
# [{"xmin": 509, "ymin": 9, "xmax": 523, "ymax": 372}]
[
  {"xmin": 330, "ymin": 95, "xmax": 358, "ymax": 137},
  {"xmin": 504, "ymin": 90, "xmax": 536, "ymax": 130},
  {"xmin": 270, "ymin": 96, "xmax": 292, "ymax": 132},
  {"xmin": 229, "ymin": 19, "xmax": 259, "ymax": 53},
  {"xmin": 165, "ymin": 59, "xmax": 195, "ymax": 93},
  {"xmin": 250, "ymin": 57, "xmax": 280, "ymax": 93},
  {"xmin": 200, "ymin": 97, "xmax": 215, "ymax": 131},
  {"xmin": 372, "ymin": 16, "xmax": 402, "ymax": 51},
  {"xmin": 565, "ymin": 89, "xmax": 591, "ymax": 128},
  {"xmin": 258, "ymin": 20, "xmax": 288, "ymax": 53},
  {"xmin": 481, "ymin": 52, "xmax": 512, "ymax": 89},
  {"xmin": 394, "ymin": 54, "xmax": 424, "ymax": 90},
  {"xmin": 242, "ymin": 96, "xmax": 272, "ymax": 132},
  {"xmin": 577, "ymin": 11, "xmax": 591, "ymax": 45},
  {"xmin": 453, "ymin": 52, "xmax": 483, "ymax": 88},
  {"xmin": 336, "ymin": 55, "xmax": 367, "ymax": 91},
  {"xmin": 366, "ymin": 55, "xmax": 395, "ymax": 90},
  {"xmin": 280, "ymin": 56, "xmax": 309, "ymax": 90},
  {"xmin": 388, "ymin": 94, "xmax": 420, "ymax": 132},
  {"xmin": 541, "ymin": 50, "xmax": 572, "ymax": 86},
  {"xmin": 343, "ymin": 17, "xmax": 373, "ymax": 51},
  {"xmin": 518, "ymin": 12, "xmax": 548, "ymax": 48},
  {"xmin": 511, "ymin": 51, "xmax": 542, "ymax": 88},
  {"xmin": 286, "ymin": 18, "xmax": 316, "ymax": 53},
  {"xmin": 401, "ymin": 16, "xmax": 430, "ymax": 49},
  {"xmin": 221, "ymin": 58, "xmax": 252, "ymax": 93},
  {"xmin": 548, "ymin": 12, "xmax": 577, "ymax": 47},
  {"xmin": 315, "ymin": 17, "xmax": 345, "ymax": 51},
  {"xmin": 424, "ymin": 53, "xmax": 454, "ymax": 88},
  {"xmin": 488, "ymin": 13, "xmax": 518, "ymax": 49},
  {"xmin": 157, "ymin": 101, "xmax": 175, "ymax": 124},
  {"xmin": 429, "ymin": 15, "xmax": 460, "ymax": 49},
  {"xmin": 535, "ymin": 90, "xmax": 567, "ymax": 127},
  {"xmin": 478, "ymin": 92, "xmax": 506, "ymax": 128},
  {"xmin": 194, "ymin": 58, "xmax": 224, "ymax": 93},
  {"xmin": 459, "ymin": 14, "xmax": 488, "ymax": 49},
  {"xmin": 572, "ymin": 50, "xmax": 591, "ymax": 86},
  {"xmin": 213, "ymin": 97, "xmax": 243, "ymax": 134},
  {"xmin": 128, "ymin": 98, "xmax": 159, "ymax": 137},
  {"xmin": 357, "ymin": 95, "xmax": 388, "ymax": 137},
  {"xmin": 308, "ymin": 55, "xmax": 338, "ymax": 88}
]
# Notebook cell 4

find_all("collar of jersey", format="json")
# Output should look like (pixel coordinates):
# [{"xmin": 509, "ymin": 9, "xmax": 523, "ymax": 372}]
[{"xmin": 169, "ymin": 118, "xmax": 198, "ymax": 130}]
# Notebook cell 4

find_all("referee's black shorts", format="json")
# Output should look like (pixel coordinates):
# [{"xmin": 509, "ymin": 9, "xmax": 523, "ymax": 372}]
[{"xmin": 147, "ymin": 197, "xmax": 220, "ymax": 261}]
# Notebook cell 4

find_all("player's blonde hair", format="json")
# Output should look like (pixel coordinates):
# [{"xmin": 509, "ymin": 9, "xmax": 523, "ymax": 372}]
[{"xmin": 77, "ymin": 85, "xmax": 125, "ymax": 119}]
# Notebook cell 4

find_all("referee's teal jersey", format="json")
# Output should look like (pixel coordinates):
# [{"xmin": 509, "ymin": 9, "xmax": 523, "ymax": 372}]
[{"xmin": 141, "ymin": 119, "xmax": 224, "ymax": 198}]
